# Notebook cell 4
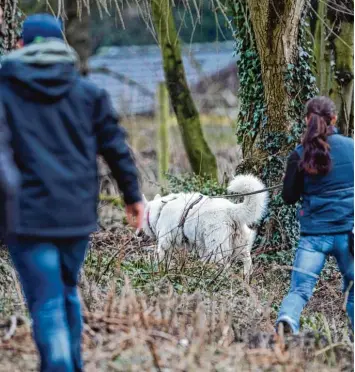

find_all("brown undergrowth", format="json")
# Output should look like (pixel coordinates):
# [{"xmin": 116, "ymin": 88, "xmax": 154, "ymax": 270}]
[{"xmin": 0, "ymin": 230, "xmax": 353, "ymax": 371}]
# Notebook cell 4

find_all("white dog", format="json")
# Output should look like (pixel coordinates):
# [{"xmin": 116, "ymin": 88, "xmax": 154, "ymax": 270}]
[{"xmin": 142, "ymin": 174, "xmax": 268, "ymax": 279}]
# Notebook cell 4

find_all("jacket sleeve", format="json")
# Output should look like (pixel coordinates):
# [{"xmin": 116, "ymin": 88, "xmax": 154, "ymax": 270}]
[
  {"xmin": 0, "ymin": 102, "xmax": 19, "ymax": 197},
  {"xmin": 94, "ymin": 89, "xmax": 142, "ymax": 205},
  {"xmin": 282, "ymin": 150, "xmax": 304, "ymax": 205},
  {"xmin": 0, "ymin": 102, "xmax": 20, "ymax": 240}
]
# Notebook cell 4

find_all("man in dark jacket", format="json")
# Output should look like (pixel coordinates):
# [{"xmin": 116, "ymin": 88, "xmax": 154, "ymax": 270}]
[{"xmin": 0, "ymin": 14, "xmax": 143, "ymax": 372}]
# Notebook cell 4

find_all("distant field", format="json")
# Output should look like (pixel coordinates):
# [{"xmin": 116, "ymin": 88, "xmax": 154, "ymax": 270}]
[{"xmin": 121, "ymin": 115, "xmax": 241, "ymax": 198}]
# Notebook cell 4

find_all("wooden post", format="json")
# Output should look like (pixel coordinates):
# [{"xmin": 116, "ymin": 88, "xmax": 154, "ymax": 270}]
[{"xmin": 156, "ymin": 82, "xmax": 169, "ymax": 184}]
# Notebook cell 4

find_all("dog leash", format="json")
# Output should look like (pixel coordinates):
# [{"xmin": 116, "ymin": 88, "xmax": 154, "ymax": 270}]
[
  {"xmin": 99, "ymin": 183, "xmax": 283, "ymax": 210},
  {"xmin": 210, "ymin": 183, "xmax": 283, "ymax": 198},
  {"xmin": 177, "ymin": 194, "xmax": 204, "ymax": 244}
]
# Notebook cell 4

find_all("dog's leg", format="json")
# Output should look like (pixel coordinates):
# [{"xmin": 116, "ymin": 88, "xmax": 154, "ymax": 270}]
[
  {"xmin": 157, "ymin": 241, "xmax": 167, "ymax": 262},
  {"xmin": 156, "ymin": 234, "xmax": 175, "ymax": 262},
  {"xmin": 242, "ymin": 253, "xmax": 252, "ymax": 283},
  {"xmin": 241, "ymin": 227, "xmax": 255, "ymax": 283}
]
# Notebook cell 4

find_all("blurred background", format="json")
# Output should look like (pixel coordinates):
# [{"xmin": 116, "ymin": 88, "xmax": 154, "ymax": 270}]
[{"xmin": 20, "ymin": 0, "xmax": 241, "ymax": 205}]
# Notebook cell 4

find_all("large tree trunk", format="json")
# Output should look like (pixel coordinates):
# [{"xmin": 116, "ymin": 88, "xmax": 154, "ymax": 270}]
[
  {"xmin": 151, "ymin": 0, "xmax": 218, "ymax": 180},
  {"xmin": 247, "ymin": 0, "xmax": 305, "ymax": 133},
  {"xmin": 232, "ymin": 0, "xmax": 311, "ymax": 251}
]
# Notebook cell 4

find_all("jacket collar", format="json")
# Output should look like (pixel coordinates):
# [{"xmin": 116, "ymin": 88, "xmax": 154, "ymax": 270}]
[{"xmin": 3, "ymin": 38, "xmax": 79, "ymax": 66}]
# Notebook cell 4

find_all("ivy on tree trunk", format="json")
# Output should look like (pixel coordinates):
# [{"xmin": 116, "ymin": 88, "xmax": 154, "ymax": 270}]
[
  {"xmin": 247, "ymin": 0, "xmax": 305, "ymax": 134},
  {"xmin": 230, "ymin": 0, "xmax": 318, "ymax": 252},
  {"xmin": 151, "ymin": 0, "xmax": 218, "ymax": 180}
]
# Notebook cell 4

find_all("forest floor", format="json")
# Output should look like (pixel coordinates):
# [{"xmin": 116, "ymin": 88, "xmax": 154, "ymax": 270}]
[{"xmin": 0, "ymin": 119, "xmax": 353, "ymax": 371}]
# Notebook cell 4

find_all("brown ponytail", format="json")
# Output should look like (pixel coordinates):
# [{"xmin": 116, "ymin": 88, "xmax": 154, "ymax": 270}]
[{"xmin": 300, "ymin": 96, "xmax": 336, "ymax": 176}]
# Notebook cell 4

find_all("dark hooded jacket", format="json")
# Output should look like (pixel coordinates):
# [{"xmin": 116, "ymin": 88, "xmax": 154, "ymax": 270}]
[{"xmin": 0, "ymin": 39, "xmax": 141, "ymax": 238}]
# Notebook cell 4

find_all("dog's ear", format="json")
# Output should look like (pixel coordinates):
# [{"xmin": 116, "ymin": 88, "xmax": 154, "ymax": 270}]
[{"xmin": 154, "ymin": 194, "xmax": 161, "ymax": 200}]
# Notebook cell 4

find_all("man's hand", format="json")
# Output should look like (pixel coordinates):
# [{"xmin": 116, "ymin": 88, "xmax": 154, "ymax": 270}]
[{"xmin": 125, "ymin": 202, "xmax": 144, "ymax": 229}]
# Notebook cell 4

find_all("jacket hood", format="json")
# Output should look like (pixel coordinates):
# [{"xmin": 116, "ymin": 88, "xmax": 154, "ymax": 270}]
[{"xmin": 0, "ymin": 39, "xmax": 80, "ymax": 101}]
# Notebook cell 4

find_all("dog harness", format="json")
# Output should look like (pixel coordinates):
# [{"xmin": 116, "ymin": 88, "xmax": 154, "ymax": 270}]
[
  {"xmin": 146, "ymin": 194, "xmax": 204, "ymax": 244},
  {"xmin": 146, "ymin": 196, "xmax": 179, "ymax": 237},
  {"xmin": 178, "ymin": 194, "xmax": 204, "ymax": 244},
  {"xmin": 146, "ymin": 208, "xmax": 155, "ymax": 236}
]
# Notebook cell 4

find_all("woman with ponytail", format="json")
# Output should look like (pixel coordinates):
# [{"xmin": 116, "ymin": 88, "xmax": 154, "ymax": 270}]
[{"xmin": 276, "ymin": 96, "xmax": 354, "ymax": 335}]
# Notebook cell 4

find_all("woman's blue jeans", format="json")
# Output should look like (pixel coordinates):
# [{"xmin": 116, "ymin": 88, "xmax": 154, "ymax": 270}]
[
  {"xmin": 8, "ymin": 236, "xmax": 89, "ymax": 372},
  {"xmin": 276, "ymin": 234, "xmax": 354, "ymax": 334}
]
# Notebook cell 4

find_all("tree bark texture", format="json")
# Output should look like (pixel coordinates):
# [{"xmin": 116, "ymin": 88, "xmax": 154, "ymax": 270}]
[
  {"xmin": 247, "ymin": 0, "xmax": 305, "ymax": 134},
  {"xmin": 0, "ymin": 0, "xmax": 20, "ymax": 53},
  {"xmin": 151, "ymin": 0, "xmax": 218, "ymax": 180}
]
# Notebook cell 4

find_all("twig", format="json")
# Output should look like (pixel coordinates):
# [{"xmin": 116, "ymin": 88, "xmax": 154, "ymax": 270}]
[{"xmin": 313, "ymin": 342, "xmax": 349, "ymax": 356}]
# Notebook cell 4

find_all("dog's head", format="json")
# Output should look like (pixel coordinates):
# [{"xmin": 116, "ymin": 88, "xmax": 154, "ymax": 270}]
[{"xmin": 139, "ymin": 193, "xmax": 164, "ymax": 238}]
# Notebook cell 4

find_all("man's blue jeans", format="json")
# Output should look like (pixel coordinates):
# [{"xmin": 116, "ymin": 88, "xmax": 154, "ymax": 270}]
[
  {"xmin": 9, "ymin": 236, "xmax": 89, "ymax": 372},
  {"xmin": 276, "ymin": 234, "xmax": 354, "ymax": 334}
]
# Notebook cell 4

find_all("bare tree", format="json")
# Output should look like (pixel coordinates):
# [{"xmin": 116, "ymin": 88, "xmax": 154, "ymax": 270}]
[{"xmin": 151, "ymin": 0, "xmax": 218, "ymax": 179}]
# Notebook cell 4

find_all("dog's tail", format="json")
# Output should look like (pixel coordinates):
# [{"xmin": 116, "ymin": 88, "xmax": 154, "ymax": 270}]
[{"xmin": 227, "ymin": 174, "xmax": 268, "ymax": 226}]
